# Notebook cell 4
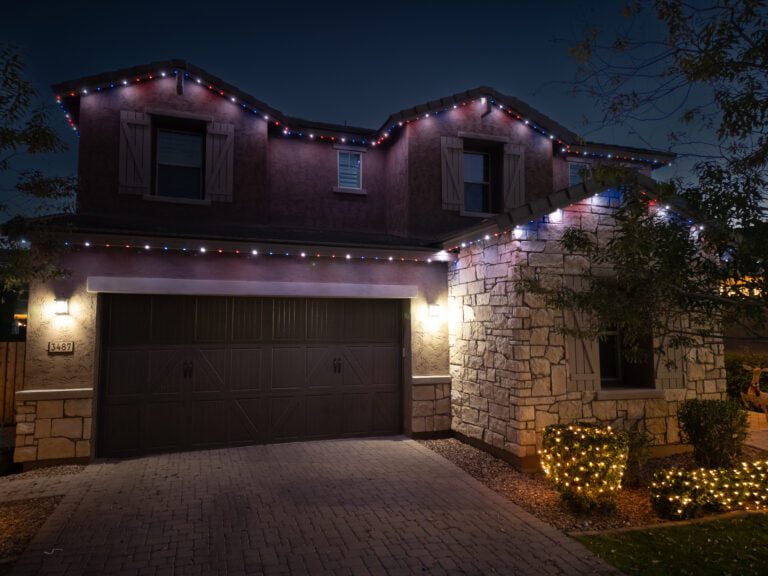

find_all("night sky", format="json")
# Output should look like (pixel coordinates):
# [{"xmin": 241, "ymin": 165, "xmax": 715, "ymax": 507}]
[{"xmin": 3, "ymin": 0, "xmax": 680, "ymax": 217}]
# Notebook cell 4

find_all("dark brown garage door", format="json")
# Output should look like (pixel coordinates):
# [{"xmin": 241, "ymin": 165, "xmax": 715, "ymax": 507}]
[{"xmin": 99, "ymin": 295, "xmax": 402, "ymax": 457}]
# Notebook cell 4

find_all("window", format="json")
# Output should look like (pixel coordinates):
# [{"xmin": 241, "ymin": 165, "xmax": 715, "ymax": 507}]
[
  {"xmin": 464, "ymin": 152, "xmax": 491, "ymax": 213},
  {"xmin": 599, "ymin": 328, "xmax": 655, "ymax": 389},
  {"xmin": 155, "ymin": 121, "xmax": 205, "ymax": 200},
  {"xmin": 338, "ymin": 151, "xmax": 362, "ymax": 190},
  {"xmin": 568, "ymin": 162, "xmax": 588, "ymax": 187}
]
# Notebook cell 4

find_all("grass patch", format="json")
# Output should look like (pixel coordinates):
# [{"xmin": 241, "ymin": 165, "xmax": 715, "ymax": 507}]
[{"xmin": 577, "ymin": 513, "xmax": 768, "ymax": 576}]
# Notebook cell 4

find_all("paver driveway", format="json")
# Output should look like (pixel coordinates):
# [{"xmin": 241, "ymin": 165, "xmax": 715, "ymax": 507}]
[{"xmin": 5, "ymin": 438, "xmax": 618, "ymax": 575}]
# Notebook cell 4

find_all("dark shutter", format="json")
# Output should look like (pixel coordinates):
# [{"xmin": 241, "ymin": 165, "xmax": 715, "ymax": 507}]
[
  {"xmin": 503, "ymin": 143, "xmax": 525, "ymax": 210},
  {"xmin": 118, "ymin": 111, "xmax": 151, "ymax": 195},
  {"xmin": 205, "ymin": 122, "xmax": 234, "ymax": 202},
  {"xmin": 563, "ymin": 276, "xmax": 600, "ymax": 391},
  {"xmin": 441, "ymin": 136, "xmax": 463, "ymax": 210}
]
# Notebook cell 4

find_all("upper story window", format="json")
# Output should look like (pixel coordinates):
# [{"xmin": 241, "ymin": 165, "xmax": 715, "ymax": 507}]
[
  {"xmin": 155, "ymin": 127, "xmax": 204, "ymax": 200},
  {"xmin": 338, "ymin": 151, "xmax": 362, "ymax": 190},
  {"xmin": 118, "ymin": 110, "xmax": 234, "ymax": 203},
  {"xmin": 599, "ymin": 327, "xmax": 655, "ymax": 389},
  {"xmin": 441, "ymin": 135, "xmax": 524, "ymax": 215},
  {"xmin": 463, "ymin": 152, "xmax": 491, "ymax": 213},
  {"xmin": 568, "ymin": 162, "xmax": 588, "ymax": 186}
]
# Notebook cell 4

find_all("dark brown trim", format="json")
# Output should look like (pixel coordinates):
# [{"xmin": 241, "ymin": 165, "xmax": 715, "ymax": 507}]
[{"xmin": 411, "ymin": 430, "xmax": 452, "ymax": 440}]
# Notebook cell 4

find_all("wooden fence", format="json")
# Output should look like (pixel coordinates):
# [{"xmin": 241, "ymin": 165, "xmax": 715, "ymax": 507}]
[{"xmin": 0, "ymin": 342, "xmax": 25, "ymax": 426}]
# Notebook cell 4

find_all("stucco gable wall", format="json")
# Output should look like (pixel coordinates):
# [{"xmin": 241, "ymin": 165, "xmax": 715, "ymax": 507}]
[{"xmin": 447, "ymin": 192, "xmax": 726, "ymax": 469}]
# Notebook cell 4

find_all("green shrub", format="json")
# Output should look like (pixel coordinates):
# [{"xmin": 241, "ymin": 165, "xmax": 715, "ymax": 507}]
[
  {"xmin": 540, "ymin": 423, "xmax": 629, "ymax": 511},
  {"xmin": 650, "ymin": 460, "xmax": 768, "ymax": 519},
  {"xmin": 678, "ymin": 399, "xmax": 747, "ymax": 468},
  {"xmin": 724, "ymin": 352, "xmax": 768, "ymax": 400}
]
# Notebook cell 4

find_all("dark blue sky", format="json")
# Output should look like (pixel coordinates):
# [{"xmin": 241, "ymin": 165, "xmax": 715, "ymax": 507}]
[{"xmin": 3, "ymin": 0, "xmax": 681, "ymax": 216}]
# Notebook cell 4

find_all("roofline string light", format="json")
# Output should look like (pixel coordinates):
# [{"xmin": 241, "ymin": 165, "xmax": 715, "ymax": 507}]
[
  {"xmin": 53, "ymin": 69, "xmax": 672, "ymax": 167},
  {"xmin": 65, "ymin": 239, "xmax": 452, "ymax": 265}
]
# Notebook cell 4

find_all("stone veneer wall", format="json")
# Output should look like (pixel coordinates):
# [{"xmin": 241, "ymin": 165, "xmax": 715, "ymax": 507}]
[
  {"xmin": 14, "ymin": 391, "xmax": 93, "ymax": 463},
  {"xmin": 447, "ymin": 193, "xmax": 727, "ymax": 469}
]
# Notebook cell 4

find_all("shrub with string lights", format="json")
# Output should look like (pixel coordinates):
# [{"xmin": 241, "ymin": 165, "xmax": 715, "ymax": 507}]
[
  {"xmin": 650, "ymin": 460, "xmax": 768, "ymax": 520},
  {"xmin": 540, "ymin": 423, "xmax": 629, "ymax": 511}
]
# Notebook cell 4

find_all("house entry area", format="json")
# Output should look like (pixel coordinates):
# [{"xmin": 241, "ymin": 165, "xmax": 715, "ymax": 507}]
[{"xmin": 99, "ymin": 295, "xmax": 403, "ymax": 457}]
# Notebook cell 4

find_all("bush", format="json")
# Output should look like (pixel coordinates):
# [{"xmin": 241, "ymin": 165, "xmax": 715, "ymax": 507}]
[
  {"xmin": 724, "ymin": 352, "xmax": 768, "ymax": 400},
  {"xmin": 678, "ymin": 399, "xmax": 747, "ymax": 468},
  {"xmin": 650, "ymin": 460, "xmax": 768, "ymax": 519},
  {"xmin": 540, "ymin": 423, "xmax": 629, "ymax": 511}
]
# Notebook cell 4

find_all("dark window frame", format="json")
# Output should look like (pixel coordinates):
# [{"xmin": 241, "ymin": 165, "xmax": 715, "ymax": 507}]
[
  {"xmin": 151, "ymin": 116, "xmax": 207, "ymax": 201},
  {"xmin": 462, "ymin": 139, "xmax": 503, "ymax": 215},
  {"xmin": 599, "ymin": 327, "xmax": 655, "ymax": 389}
]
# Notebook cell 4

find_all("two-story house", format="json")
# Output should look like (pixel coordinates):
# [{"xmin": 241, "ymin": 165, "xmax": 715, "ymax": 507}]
[{"xmin": 12, "ymin": 59, "xmax": 725, "ymax": 471}]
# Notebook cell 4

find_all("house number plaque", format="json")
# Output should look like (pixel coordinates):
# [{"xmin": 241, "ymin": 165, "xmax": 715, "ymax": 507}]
[{"xmin": 48, "ymin": 341, "xmax": 74, "ymax": 354}]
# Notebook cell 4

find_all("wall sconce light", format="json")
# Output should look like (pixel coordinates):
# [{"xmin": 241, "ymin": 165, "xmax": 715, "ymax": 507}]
[
  {"xmin": 429, "ymin": 304, "xmax": 442, "ymax": 318},
  {"xmin": 53, "ymin": 298, "xmax": 69, "ymax": 315}
]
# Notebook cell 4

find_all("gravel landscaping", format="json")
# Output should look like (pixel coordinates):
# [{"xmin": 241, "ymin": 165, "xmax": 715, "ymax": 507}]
[
  {"xmin": 419, "ymin": 438, "xmax": 768, "ymax": 533},
  {"xmin": 0, "ymin": 464, "xmax": 85, "ymax": 486},
  {"xmin": 0, "ymin": 496, "xmax": 62, "ymax": 575}
]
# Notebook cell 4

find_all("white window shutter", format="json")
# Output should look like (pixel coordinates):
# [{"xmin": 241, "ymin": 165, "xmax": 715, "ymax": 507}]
[
  {"xmin": 503, "ymin": 143, "xmax": 525, "ymax": 210},
  {"xmin": 205, "ymin": 122, "xmax": 234, "ymax": 202},
  {"xmin": 441, "ymin": 136, "xmax": 463, "ymax": 210},
  {"xmin": 118, "ymin": 111, "xmax": 151, "ymax": 195},
  {"xmin": 563, "ymin": 276, "xmax": 600, "ymax": 391}
]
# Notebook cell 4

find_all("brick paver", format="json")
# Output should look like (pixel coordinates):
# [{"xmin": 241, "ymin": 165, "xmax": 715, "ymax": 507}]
[{"xmin": 6, "ymin": 438, "xmax": 619, "ymax": 575}]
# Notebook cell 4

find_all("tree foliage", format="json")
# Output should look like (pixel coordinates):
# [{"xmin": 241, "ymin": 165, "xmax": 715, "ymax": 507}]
[
  {"xmin": 522, "ymin": 1, "xmax": 768, "ymax": 360},
  {"xmin": 0, "ymin": 45, "xmax": 75, "ymax": 291}
]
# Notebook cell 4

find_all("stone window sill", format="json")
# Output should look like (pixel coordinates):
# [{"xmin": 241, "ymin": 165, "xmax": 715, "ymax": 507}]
[
  {"xmin": 333, "ymin": 187, "xmax": 367, "ymax": 195},
  {"xmin": 596, "ymin": 389, "xmax": 665, "ymax": 401}
]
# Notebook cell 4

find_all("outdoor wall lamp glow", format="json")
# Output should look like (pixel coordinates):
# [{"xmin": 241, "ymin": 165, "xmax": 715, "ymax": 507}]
[
  {"xmin": 53, "ymin": 298, "xmax": 69, "ymax": 315},
  {"xmin": 429, "ymin": 304, "xmax": 442, "ymax": 318}
]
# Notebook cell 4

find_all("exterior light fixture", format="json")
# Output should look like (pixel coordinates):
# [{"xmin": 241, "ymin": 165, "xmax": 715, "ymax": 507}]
[
  {"xmin": 429, "ymin": 304, "xmax": 442, "ymax": 318},
  {"xmin": 53, "ymin": 298, "xmax": 69, "ymax": 315}
]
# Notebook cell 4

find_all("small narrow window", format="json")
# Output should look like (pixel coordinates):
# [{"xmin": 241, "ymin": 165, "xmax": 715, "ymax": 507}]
[
  {"xmin": 568, "ymin": 162, "xmax": 587, "ymax": 187},
  {"xmin": 156, "ymin": 128, "xmax": 204, "ymax": 199},
  {"xmin": 338, "ymin": 151, "xmax": 362, "ymax": 190},
  {"xmin": 463, "ymin": 151, "xmax": 491, "ymax": 213},
  {"xmin": 599, "ymin": 327, "xmax": 655, "ymax": 389}
]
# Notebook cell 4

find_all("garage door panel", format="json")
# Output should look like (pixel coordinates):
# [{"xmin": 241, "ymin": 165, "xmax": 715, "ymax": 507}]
[
  {"xmin": 340, "ymin": 346, "xmax": 372, "ymax": 387},
  {"xmin": 148, "ymin": 349, "xmax": 187, "ymax": 395},
  {"xmin": 373, "ymin": 346, "xmax": 400, "ymax": 387},
  {"xmin": 269, "ymin": 396, "xmax": 305, "ymax": 441},
  {"xmin": 306, "ymin": 395, "xmax": 340, "ymax": 437},
  {"xmin": 273, "ymin": 299, "xmax": 306, "ymax": 341},
  {"xmin": 108, "ymin": 295, "xmax": 150, "ymax": 346},
  {"xmin": 342, "ymin": 394, "xmax": 373, "ymax": 434},
  {"xmin": 194, "ymin": 297, "xmax": 228, "ymax": 343},
  {"xmin": 101, "ymin": 404, "xmax": 140, "ymax": 455},
  {"xmin": 229, "ymin": 348, "xmax": 267, "ymax": 391},
  {"xmin": 104, "ymin": 350, "xmax": 147, "ymax": 397},
  {"xmin": 229, "ymin": 398, "xmax": 263, "ymax": 442},
  {"xmin": 101, "ymin": 295, "xmax": 402, "ymax": 456},
  {"xmin": 190, "ymin": 400, "xmax": 228, "ymax": 447},
  {"xmin": 232, "ymin": 298, "xmax": 265, "ymax": 342},
  {"xmin": 141, "ymin": 402, "xmax": 185, "ymax": 451},
  {"xmin": 271, "ymin": 346, "xmax": 306, "ymax": 390},
  {"xmin": 373, "ymin": 391, "xmax": 400, "ymax": 432},
  {"xmin": 191, "ymin": 348, "xmax": 227, "ymax": 393},
  {"xmin": 307, "ymin": 346, "xmax": 336, "ymax": 388},
  {"xmin": 150, "ymin": 296, "xmax": 191, "ymax": 344}
]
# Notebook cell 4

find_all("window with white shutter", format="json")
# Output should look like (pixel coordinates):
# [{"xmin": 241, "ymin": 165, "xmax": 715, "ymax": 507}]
[{"xmin": 337, "ymin": 151, "xmax": 362, "ymax": 190}]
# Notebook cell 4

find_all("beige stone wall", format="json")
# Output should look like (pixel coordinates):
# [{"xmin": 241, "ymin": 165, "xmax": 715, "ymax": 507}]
[
  {"xmin": 448, "ymin": 193, "xmax": 727, "ymax": 464},
  {"xmin": 14, "ymin": 392, "xmax": 93, "ymax": 463},
  {"xmin": 411, "ymin": 376, "xmax": 452, "ymax": 434}
]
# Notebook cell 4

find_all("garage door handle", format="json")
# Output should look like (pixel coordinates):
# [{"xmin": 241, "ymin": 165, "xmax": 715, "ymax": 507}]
[
  {"xmin": 333, "ymin": 358, "xmax": 341, "ymax": 373},
  {"xmin": 183, "ymin": 360, "xmax": 193, "ymax": 379}
]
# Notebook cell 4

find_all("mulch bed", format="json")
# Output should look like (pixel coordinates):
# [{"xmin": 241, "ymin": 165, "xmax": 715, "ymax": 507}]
[
  {"xmin": 0, "ymin": 496, "xmax": 62, "ymax": 562},
  {"xmin": 419, "ymin": 438, "xmax": 768, "ymax": 533}
]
